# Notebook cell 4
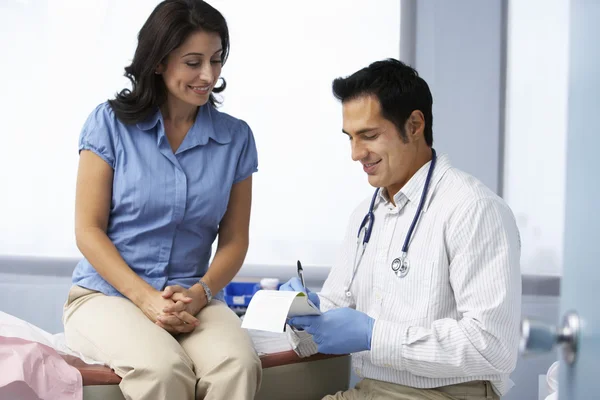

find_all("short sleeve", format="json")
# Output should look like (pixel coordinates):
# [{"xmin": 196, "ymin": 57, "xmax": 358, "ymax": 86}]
[
  {"xmin": 78, "ymin": 103, "xmax": 117, "ymax": 169},
  {"xmin": 233, "ymin": 121, "xmax": 259, "ymax": 184}
]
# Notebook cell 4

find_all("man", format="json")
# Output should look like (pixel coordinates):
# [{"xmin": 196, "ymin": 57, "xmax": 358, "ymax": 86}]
[{"xmin": 280, "ymin": 59, "xmax": 521, "ymax": 400}]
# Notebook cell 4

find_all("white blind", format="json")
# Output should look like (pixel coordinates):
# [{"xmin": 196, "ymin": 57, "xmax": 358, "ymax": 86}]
[{"xmin": 0, "ymin": 0, "xmax": 401, "ymax": 269}]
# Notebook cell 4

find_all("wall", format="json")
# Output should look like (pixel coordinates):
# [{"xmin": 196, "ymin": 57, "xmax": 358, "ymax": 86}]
[
  {"xmin": 414, "ymin": 0, "xmax": 505, "ymax": 194},
  {"xmin": 503, "ymin": 0, "xmax": 570, "ymax": 276}
]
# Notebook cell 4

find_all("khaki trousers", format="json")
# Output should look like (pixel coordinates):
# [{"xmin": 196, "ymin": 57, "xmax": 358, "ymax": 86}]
[
  {"xmin": 323, "ymin": 378, "xmax": 499, "ymax": 400},
  {"xmin": 63, "ymin": 285, "xmax": 262, "ymax": 400}
]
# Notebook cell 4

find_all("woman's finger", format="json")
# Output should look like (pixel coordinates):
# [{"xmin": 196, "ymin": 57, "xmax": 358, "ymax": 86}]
[
  {"xmin": 161, "ymin": 286, "xmax": 174, "ymax": 299},
  {"xmin": 157, "ymin": 314, "xmax": 184, "ymax": 326},
  {"xmin": 176, "ymin": 311, "xmax": 199, "ymax": 326},
  {"xmin": 163, "ymin": 300, "xmax": 187, "ymax": 314},
  {"xmin": 162, "ymin": 285, "xmax": 186, "ymax": 299},
  {"xmin": 173, "ymin": 321, "xmax": 196, "ymax": 334},
  {"xmin": 171, "ymin": 292, "xmax": 193, "ymax": 303}
]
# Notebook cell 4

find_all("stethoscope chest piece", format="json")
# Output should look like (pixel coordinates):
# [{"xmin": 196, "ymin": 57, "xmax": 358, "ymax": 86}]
[{"xmin": 391, "ymin": 256, "xmax": 410, "ymax": 278}]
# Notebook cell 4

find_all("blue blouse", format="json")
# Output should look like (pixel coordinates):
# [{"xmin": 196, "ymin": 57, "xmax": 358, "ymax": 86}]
[{"xmin": 71, "ymin": 102, "xmax": 258, "ymax": 299}]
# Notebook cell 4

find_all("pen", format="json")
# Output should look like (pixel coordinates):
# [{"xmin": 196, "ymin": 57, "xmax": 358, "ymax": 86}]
[{"xmin": 297, "ymin": 260, "xmax": 306, "ymax": 292}]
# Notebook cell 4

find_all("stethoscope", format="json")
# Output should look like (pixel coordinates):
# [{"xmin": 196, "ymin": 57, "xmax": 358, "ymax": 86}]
[{"xmin": 344, "ymin": 149, "xmax": 437, "ymax": 298}]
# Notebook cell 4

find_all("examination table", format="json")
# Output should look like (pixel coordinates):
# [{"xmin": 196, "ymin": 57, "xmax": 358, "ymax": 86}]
[{"xmin": 63, "ymin": 351, "xmax": 351, "ymax": 400}]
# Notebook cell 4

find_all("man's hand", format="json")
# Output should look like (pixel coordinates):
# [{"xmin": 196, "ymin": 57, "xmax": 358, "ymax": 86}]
[
  {"xmin": 289, "ymin": 308, "xmax": 374, "ymax": 354},
  {"xmin": 279, "ymin": 277, "xmax": 320, "ymax": 310}
]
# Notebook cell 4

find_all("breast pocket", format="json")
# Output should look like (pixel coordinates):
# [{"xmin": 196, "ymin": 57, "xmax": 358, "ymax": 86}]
[{"xmin": 381, "ymin": 258, "xmax": 435, "ymax": 323}]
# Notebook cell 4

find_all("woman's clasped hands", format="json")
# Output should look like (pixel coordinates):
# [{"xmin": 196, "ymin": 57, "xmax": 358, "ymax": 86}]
[{"xmin": 138, "ymin": 284, "xmax": 208, "ymax": 335}]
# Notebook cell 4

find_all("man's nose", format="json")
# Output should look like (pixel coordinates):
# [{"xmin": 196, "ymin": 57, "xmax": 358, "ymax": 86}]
[{"xmin": 351, "ymin": 141, "xmax": 368, "ymax": 162}]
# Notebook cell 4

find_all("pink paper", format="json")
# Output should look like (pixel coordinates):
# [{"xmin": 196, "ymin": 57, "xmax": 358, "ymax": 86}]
[{"xmin": 0, "ymin": 336, "xmax": 82, "ymax": 400}]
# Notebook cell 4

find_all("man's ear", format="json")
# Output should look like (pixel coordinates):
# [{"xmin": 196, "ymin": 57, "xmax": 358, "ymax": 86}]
[{"xmin": 407, "ymin": 110, "xmax": 425, "ymax": 140}]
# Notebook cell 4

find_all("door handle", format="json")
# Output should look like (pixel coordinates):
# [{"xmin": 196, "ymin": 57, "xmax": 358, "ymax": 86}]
[{"xmin": 520, "ymin": 310, "xmax": 580, "ymax": 364}]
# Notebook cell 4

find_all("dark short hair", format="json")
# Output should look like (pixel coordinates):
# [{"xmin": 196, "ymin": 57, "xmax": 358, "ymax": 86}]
[
  {"xmin": 332, "ymin": 59, "xmax": 433, "ymax": 146},
  {"xmin": 109, "ymin": 0, "xmax": 229, "ymax": 124}
]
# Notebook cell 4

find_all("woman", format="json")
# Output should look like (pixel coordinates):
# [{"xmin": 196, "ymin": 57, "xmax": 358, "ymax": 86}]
[{"xmin": 62, "ymin": 1, "xmax": 262, "ymax": 399}]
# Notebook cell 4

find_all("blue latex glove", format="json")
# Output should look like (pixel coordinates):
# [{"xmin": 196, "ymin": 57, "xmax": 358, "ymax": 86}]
[
  {"xmin": 288, "ymin": 308, "xmax": 375, "ymax": 354},
  {"xmin": 279, "ymin": 277, "xmax": 320, "ymax": 310}
]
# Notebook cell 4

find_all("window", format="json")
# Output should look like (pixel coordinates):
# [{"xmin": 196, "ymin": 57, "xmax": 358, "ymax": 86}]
[{"xmin": 0, "ymin": 0, "xmax": 401, "ymax": 269}]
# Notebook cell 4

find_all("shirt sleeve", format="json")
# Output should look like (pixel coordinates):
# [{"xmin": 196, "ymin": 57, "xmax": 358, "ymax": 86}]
[
  {"xmin": 233, "ymin": 121, "xmax": 259, "ymax": 184},
  {"xmin": 78, "ymin": 103, "xmax": 117, "ymax": 169},
  {"xmin": 370, "ymin": 197, "xmax": 522, "ymax": 378}
]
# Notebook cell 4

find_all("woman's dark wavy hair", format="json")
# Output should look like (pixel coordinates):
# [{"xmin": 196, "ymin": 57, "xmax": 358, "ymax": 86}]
[
  {"xmin": 332, "ymin": 59, "xmax": 433, "ymax": 147},
  {"xmin": 109, "ymin": 0, "xmax": 229, "ymax": 125}
]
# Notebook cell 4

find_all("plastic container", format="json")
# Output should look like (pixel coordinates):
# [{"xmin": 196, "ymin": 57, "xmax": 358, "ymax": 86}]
[
  {"xmin": 260, "ymin": 278, "xmax": 280, "ymax": 290},
  {"xmin": 223, "ymin": 279, "xmax": 283, "ymax": 311},
  {"xmin": 223, "ymin": 282, "xmax": 260, "ymax": 308}
]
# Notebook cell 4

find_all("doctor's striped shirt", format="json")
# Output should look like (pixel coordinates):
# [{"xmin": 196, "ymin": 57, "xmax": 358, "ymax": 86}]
[{"xmin": 289, "ymin": 153, "xmax": 522, "ymax": 396}]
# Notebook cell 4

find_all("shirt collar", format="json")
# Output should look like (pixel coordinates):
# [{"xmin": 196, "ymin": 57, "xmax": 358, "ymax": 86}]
[
  {"xmin": 136, "ymin": 104, "xmax": 232, "ymax": 149},
  {"xmin": 375, "ymin": 151, "xmax": 453, "ymax": 212},
  {"xmin": 422, "ymin": 152, "xmax": 452, "ymax": 211},
  {"xmin": 136, "ymin": 108, "xmax": 161, "ymax": 131}
]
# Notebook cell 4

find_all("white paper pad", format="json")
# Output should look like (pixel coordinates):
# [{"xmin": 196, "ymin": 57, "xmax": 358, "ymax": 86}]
[{"xmin": 241, "ymin": 290, "xmax": 321, "ymax": 333}]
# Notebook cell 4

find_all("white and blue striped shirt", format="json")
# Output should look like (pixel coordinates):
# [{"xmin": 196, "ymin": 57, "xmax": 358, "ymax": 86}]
[{"xmin": 291, "ymin": 153, "xmax": 521, "ymax": 396}]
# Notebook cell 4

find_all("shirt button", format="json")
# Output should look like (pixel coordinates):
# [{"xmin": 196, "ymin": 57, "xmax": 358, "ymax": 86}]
[{"xmin": 375, "ymin": 293, "xmax": 381, "ymax": 300}]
